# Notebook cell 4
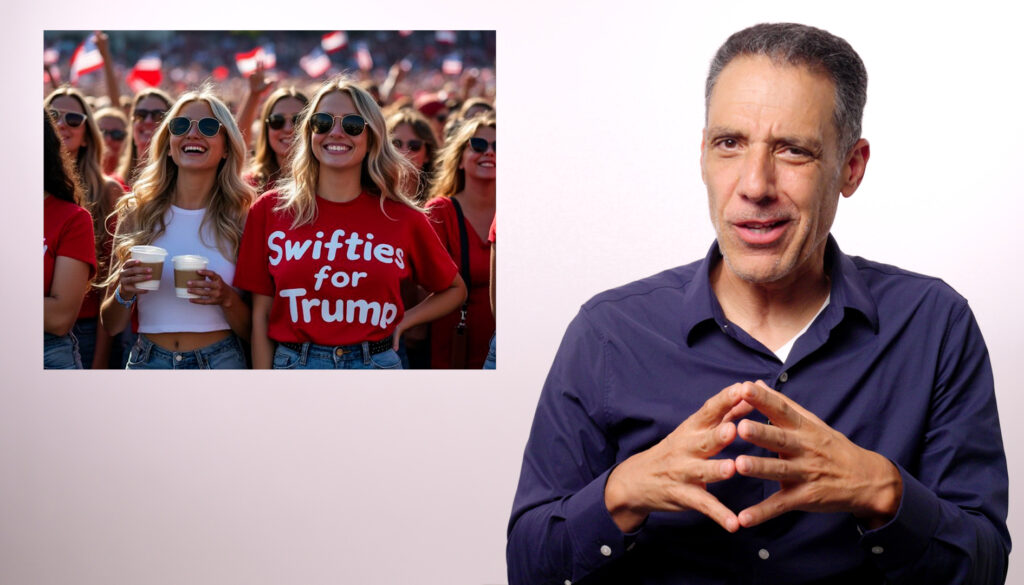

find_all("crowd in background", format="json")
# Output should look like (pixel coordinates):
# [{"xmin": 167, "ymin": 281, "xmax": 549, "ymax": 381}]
[{"xmin": 42, "ymin": 30, "xmax": 496, "ymax": 370}]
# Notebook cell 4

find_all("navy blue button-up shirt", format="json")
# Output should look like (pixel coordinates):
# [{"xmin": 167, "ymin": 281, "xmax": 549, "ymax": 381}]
[{"xmin": 508, "ymin": 237, "xmax": 1009, "ymax": 585}]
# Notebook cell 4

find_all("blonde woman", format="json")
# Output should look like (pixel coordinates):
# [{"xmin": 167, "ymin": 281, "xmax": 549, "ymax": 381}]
[
  {"xmin": 244, "ymin": 87, "xmax": 308, "ymax": 195},
  {"xmin": 426, "ymin": 112, "xmax": 496, "ymax": 369},
  {"xmin": 100, "ymin": 87, "xmax": 254, "ymax": 369},
  {"xmin": 234, "ymin": 77, "xmax": 466, "ymax": 370},
  {"xmin": 45, "ymin": 87, "xmax": 125, "ymax": 369}
]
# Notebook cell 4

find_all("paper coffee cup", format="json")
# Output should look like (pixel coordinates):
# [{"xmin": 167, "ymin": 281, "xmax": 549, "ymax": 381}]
[
  {"xmin": 172, "ymin": 255, "xmax": 209, "ymax": 299},
  {"xmin": 130, "ymin": 245, "xmax": 168, "ymax": 290}
]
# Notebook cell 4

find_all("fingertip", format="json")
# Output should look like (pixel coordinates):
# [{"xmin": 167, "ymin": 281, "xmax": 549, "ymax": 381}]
[
  {"xmin": 724, "ymin": 516, "xmax": 739, "ymax": 533},
  {"xmin": 735, "ymin": 456, "xmax": 750, "ymax": 474},
  {"xmin": 719, "ymin": 458, "xmax": 735, "ymax": 479},
  {"xmin": 738, "ymin": 510, "xmax": 754, "ymax": 528}
]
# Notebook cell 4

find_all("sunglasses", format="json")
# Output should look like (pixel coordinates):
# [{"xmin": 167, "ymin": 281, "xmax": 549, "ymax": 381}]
[
  {"xmin": 468, "ymin": 137, "xmax": 496, "ymax": 153},
  {"xmin": 48, "ymin": 109, "xmax": 87, "ymax": 128},
  {"xmin": 102, "ymin": 129, "xmax": 127, "ymax": 141},
  {"xmin": 168, "ymin": 117, "xmax": 222, "ymax": 137},
  {"xmin": 266, "ymin": 113, "xmax": 300, "ymax": 130},
  {"xmin": 391, "ymin": 138, "xmax": 424, "ymax": 152},
  {"xmin": 133, "ymin": 108, "xmax": 167, "ymax": 123},
  {"xmin": 310, "ymin": 113, "xmax": 366, "ymax": 136}
]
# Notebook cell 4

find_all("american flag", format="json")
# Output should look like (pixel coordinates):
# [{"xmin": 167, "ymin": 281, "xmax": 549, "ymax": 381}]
[
  {"xmin": 126, "ymin": 53, "xmax": 162, "ymax": 92},
  {"xmin": 300, "ymin": 47, "xmax": 331, "ymax": 78},
  {"xmin": 235, "ymin": 45, "xmax": 275, "ymax": 77},
  {"xmin": 70, "ymin": 34, "xmax": 103, "ymax": 83},
  {"xmin": 321, "ymin": 31, "xmax": 347, "ymax": 53}
]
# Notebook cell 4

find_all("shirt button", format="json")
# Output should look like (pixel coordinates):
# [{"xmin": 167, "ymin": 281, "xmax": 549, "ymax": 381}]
[
  {"xmin": 779, "ymin": 371, "xmax": 789, "ymax": 383},
  {"xmin": 871, "ymin": 546, "xmax": 884, "ymax": 555},
  {"xmin": 599, "ymin": 544, "xmax": 612, "ymax": 557},
  {"xmin": 174, "ymin": 354, "xmax": 182, "ymax": 362},
  {"xmin": 758, "ymin": 548, "xmax": 770, "ymax": 560}
]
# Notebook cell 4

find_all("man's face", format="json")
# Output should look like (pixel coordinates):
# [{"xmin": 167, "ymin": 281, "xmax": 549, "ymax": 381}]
[{"xmin": 701, "ymin": 55, "xmax": 859, "ymax": 286}]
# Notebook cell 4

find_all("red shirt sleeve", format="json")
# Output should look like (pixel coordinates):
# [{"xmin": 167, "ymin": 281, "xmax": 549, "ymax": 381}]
[
  {"xmin": 233, "ymin": 191, "xmax": 276, "ymax": 296},
  {"xmin": 407, "ymin": 208, "xmax": 459, "ymax": 293}
]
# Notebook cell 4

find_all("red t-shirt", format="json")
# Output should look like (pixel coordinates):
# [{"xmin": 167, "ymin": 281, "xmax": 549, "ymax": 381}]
[
  {"xmin": 44, "ymin": 196, "xmax": 97, "ymax": 296},
  {"xmin": 235, "ymin": 190, "xmax": 458, "ymax": 344},
  {"xmin": 425, "ymin": 196, "xmax": 495, "ymax": 369}
]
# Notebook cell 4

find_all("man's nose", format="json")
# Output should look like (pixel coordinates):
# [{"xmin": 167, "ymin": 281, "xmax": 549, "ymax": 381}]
[{"xmin": 738, "ymin": 146, "xmax": 776, "ymax": 203}]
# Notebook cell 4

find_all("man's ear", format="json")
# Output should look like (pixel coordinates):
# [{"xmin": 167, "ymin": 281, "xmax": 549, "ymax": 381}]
[{"xmin": 840, "ymin": 138, "xmax": 870, "ymax": 198}]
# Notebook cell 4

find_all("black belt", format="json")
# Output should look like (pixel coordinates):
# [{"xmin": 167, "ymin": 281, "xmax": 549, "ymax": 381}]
[{"xmin": 278, "ymin": 336, "xmax": 394, "ymax": 356}]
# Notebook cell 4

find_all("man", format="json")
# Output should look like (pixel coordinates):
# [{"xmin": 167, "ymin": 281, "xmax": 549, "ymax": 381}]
[{"xmin": 507, "ymin": 23, "xmax": 1009, "ymax": 584}]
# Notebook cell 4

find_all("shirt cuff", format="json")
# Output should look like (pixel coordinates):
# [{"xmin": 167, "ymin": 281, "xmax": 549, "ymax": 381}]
[
  {"xmin": 563, "ymin": 466, "xmax": 641, "ymax": 582},
  {"xmin": 858, "ymin": 461, "xmax": 940, "ymax": 572}
]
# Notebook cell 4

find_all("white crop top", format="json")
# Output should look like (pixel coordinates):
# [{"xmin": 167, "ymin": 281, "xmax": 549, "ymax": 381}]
[{"xmin": 137, "ymin": 205, "xmax": 237, "ymax": 333}]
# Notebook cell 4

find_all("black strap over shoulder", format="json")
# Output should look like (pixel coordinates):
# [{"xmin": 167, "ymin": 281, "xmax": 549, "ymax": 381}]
[{"xmin": 450, "ymin": 197, "xmax": 471, "ymax": 329}]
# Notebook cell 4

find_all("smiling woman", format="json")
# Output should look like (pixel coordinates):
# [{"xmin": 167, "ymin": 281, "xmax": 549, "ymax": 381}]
[
  {"xmin": 233, "ymin": 76, "xmax": 466, "ymax": 370},
  {"xmin": 99, "ymin": 85, "xmax": 255, "ymax": 369}
]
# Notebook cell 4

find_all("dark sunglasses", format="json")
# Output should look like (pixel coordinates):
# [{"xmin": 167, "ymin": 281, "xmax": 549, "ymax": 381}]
[
  {"xmin": 102, "ymin": 129, "xmax": 127, "ymax": 141},
  {"xmin": 310, "ymin": 113, "xmax": 366, "ymax": 136},
  {"xmin": 391, "ymin": 138, "xmax": 424, "ymax": 152},
  {"xmin": 266, "ymin": 113, "xmax": 300, "ymax": 130},
  {"xmin": 168, "ymin": 117, "xmax": 222, "ymax": 137},
  {"xmin": 133, "ymin": 108, "xmax": 167, "ymax": 123},
  {"xmin": 468, "ymin": 137, "xmax": 496, "ymax": 153},
  {"xmin": 48, "ymin": 109, "xmax": 87, "ymax": 128}
]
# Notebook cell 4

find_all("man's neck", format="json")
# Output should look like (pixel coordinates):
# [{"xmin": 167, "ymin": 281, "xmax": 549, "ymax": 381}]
[{"xmin": 710, "ymin": 254, "xmax": 831, "ymax": 352}]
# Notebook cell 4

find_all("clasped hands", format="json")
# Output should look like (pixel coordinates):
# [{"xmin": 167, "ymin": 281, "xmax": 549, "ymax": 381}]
[{"xmin": 604, "ymin": 381, "xmax": 903, "ymax": 534}]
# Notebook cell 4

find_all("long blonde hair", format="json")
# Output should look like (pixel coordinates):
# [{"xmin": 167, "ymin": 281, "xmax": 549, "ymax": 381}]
[
  {"xmin": 106, "ymin": 86, "xmax": 254, "ymax": 286},
  {"xmin": 274, "ymin": 76, "xmax": 419, "ymax": 229},
  {"xmin": 44, "ymin": 87, "xmax": 111, "ymax": 265},
  {"xmin": 247, "ymin": 87, "xmax": 308, "ymax": 193},
  {"xmin": 428, "ymin": 112, "xmax": 496, "ymax": 200},
  {"xmin": 116, "ymin": 87, "xmax": 173, "ymax": 187}
]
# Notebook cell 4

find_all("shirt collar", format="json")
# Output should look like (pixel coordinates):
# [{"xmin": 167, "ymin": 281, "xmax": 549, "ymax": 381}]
[{"xmin": 682, "ymin": 235, "xmax": 879, "ymax": 345}]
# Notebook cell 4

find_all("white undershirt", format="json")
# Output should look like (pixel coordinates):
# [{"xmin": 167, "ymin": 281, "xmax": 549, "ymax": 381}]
[
  {"xmin": 773, "ymin": 294, "xmax": 831, "ymax": 363},
  {"xmin": 136, "ymin": 205, "xmax": 236, "ymax": 333}
]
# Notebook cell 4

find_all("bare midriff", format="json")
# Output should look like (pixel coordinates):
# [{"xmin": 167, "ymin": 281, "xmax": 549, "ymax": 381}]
[{"xmin": 146, "ymin": 330, "xmax": 231, "ymax": 352}]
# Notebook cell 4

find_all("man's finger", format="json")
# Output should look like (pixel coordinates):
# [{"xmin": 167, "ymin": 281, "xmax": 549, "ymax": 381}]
[
  {"xmin": 738, "ymin": 381, "xmax": 803, "ymax": 429},
  {"xmin": 737, "ymin": 419, "xmax": 800, "ymax": 455},
  {"xmin": 723, "ymin": 400, "xmax": 755, "ymax": 423},
  {"xmin": 734, "ymin": 455, "xmax": 802, "ymax": 482},
  {"xmin": 677, "ymin": 487, "xmax": 740, "ymax": 533},
  {"xmin": 689, "ymin": 458, "xmax": 736, "ymax": 485},
  {"xmin": 737, "ymin": 490, "xmax": 795, "ymax": 528},
  {"xmin": 690, "ymin": 384, "xmax": 744, "ymax": 428}
]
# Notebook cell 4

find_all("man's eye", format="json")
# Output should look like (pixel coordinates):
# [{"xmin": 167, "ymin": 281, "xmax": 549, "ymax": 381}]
[
  {"xmin": 718, "ymin": 138, "xmax": 739, "ymax": 149},
  {"xmin": 780, "ymin": 146, "xmax": 812, "ymax": 159}
]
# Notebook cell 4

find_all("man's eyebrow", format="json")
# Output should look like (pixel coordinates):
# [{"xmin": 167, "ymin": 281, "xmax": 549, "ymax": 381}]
[{"xmin": 706, "ymin": 126, "xmax": 744, "ymax": 139}]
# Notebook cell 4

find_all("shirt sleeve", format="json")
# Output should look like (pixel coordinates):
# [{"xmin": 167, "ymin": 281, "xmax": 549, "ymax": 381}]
[
  {"xmin": 407, "ymin": 211, "xmax": 458, "ymax": 293},
  {"xmin": 58, "ymin": 206, "xmax": 98, "ymax": 278},
  {"xmin": 507, "ymin": 308, "xmax": 639, "ymax": 585},
  {"xmin": 233, "ymin": 193, "xmax": 274, "ymax": 295},
  {"xmin": 858, "ymin": 303, "xmax": 1010, "ymax": 584}
]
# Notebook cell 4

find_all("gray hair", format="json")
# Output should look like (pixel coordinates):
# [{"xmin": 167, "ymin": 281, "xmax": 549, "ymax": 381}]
[{"xmin": 705, "ymin": 23, "xmax": 867, "ymax": 155}]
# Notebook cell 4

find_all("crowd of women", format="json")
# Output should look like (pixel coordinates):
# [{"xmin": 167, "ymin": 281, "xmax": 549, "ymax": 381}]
[{"xmin": 44, "ymin": 72, "xmax": 496, "ymax": 370}]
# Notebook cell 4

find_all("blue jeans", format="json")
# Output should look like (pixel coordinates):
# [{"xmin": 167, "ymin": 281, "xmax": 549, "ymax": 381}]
[
  {"xmin": 44, "ymin": 331, "xmax": 82, "ymax": 369},
  {"xmin": 72, "ymin": 317, "xmax": 97, "ymax": 369},
  {"xmin": 126, "ymin": 334, "xmax": 247, "ymax": 369},
  {"xmin": 483, "ymin": 334, "xmax": 496, "ymax": 369},
  {"xmin": 272, "ymin": 342, "xmax": 403, "ymax": 370}
]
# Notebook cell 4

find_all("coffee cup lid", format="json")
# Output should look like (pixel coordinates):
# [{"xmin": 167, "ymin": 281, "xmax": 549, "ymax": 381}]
[{"xmin": 130, "ymin": 245, "xmax": 168, "ymax": 256}]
